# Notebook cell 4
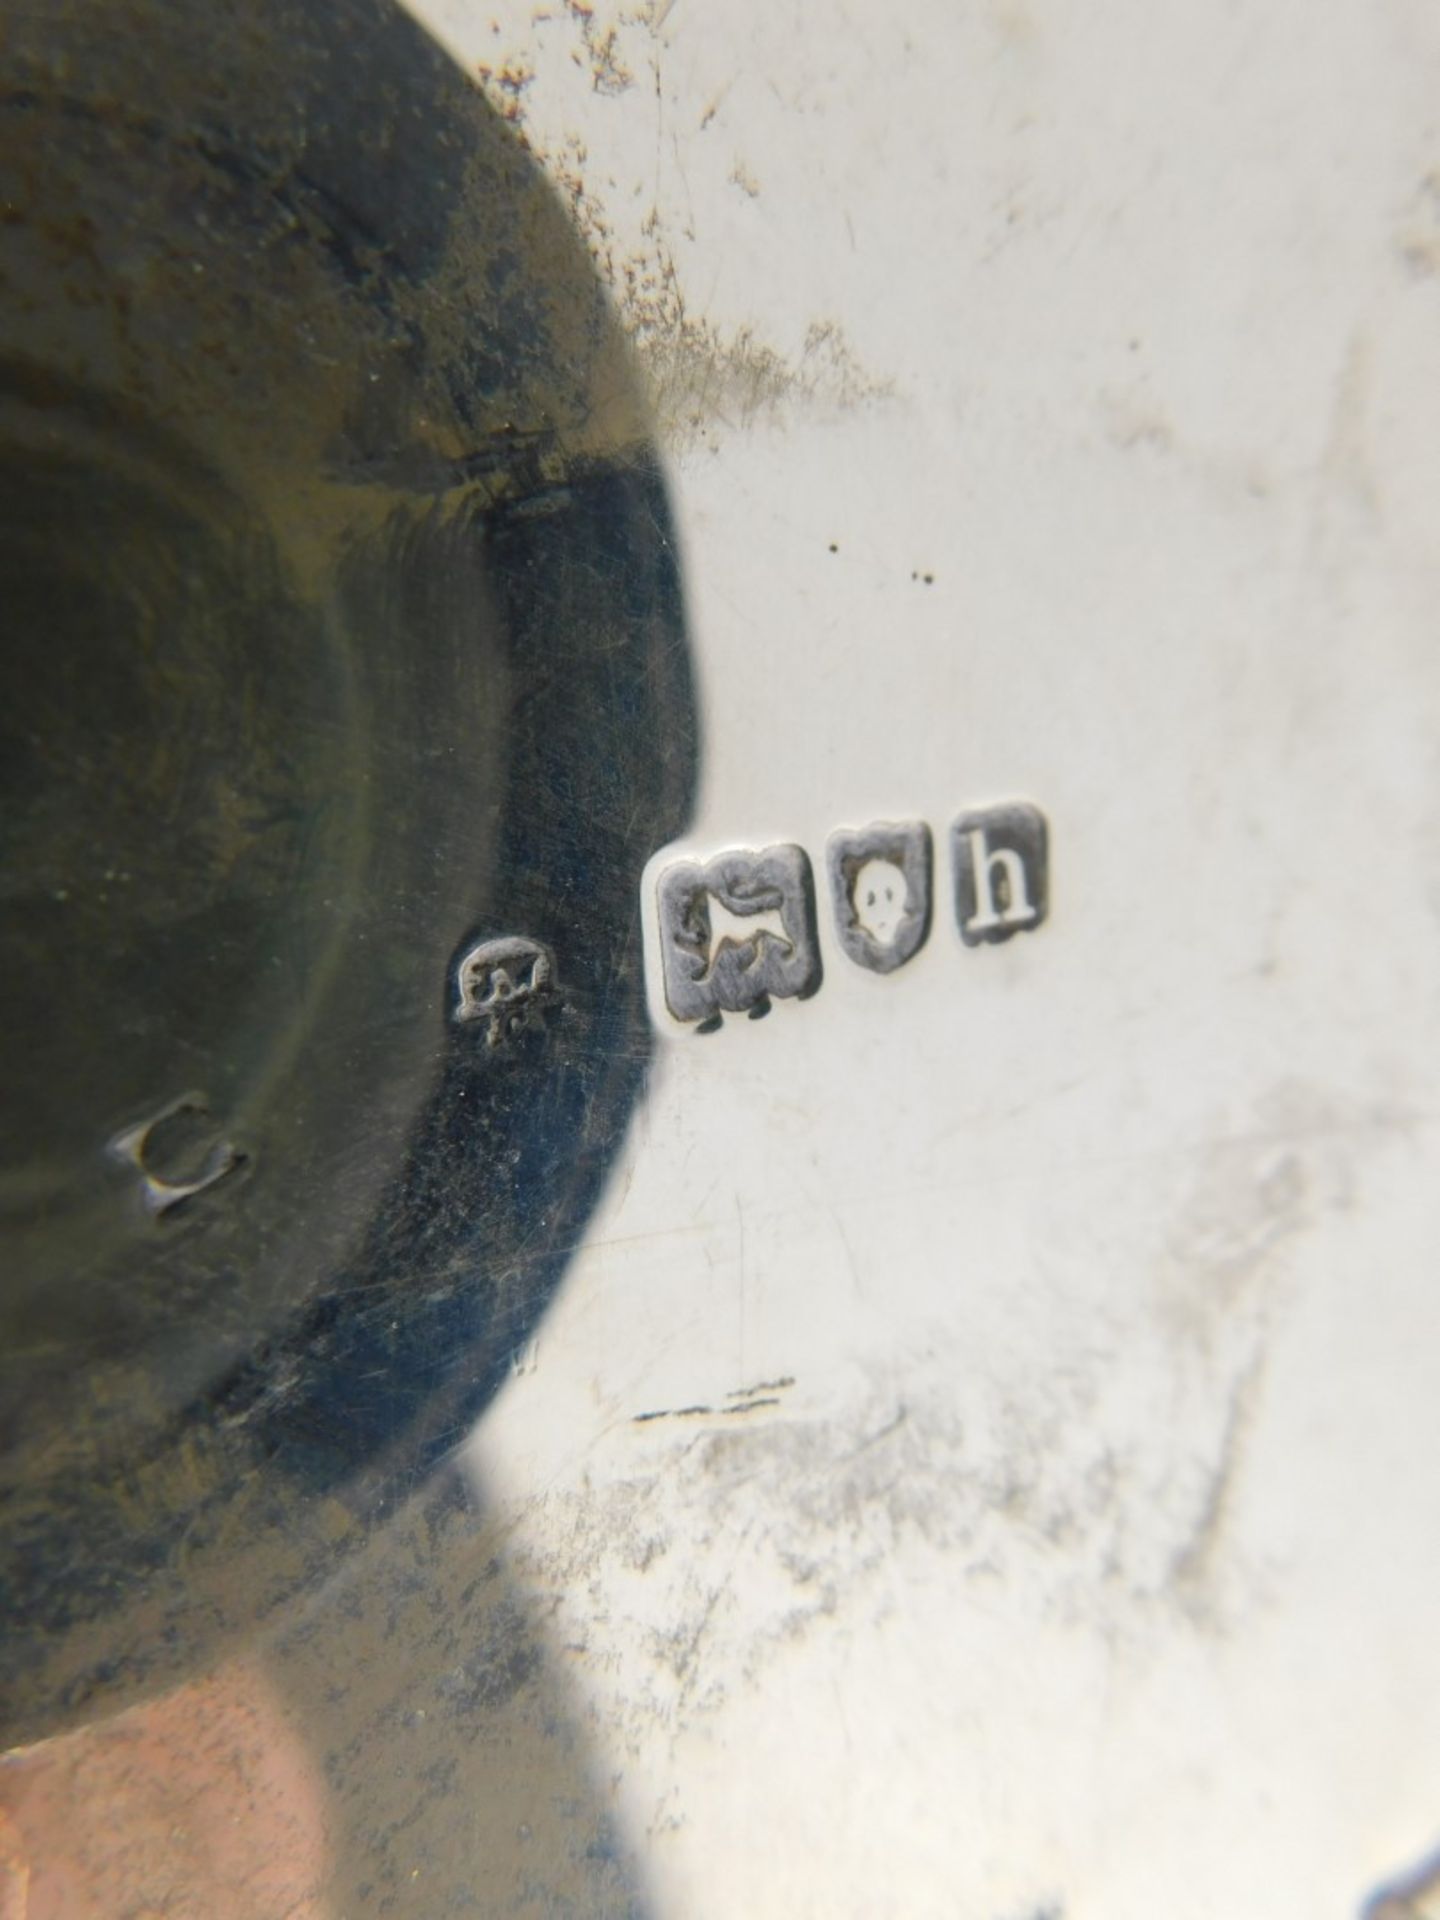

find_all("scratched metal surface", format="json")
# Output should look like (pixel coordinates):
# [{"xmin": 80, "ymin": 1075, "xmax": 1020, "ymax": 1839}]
[
  {"xmin": 0, "ymin": 0, "xmax": 696, "ymax": 1764},
  {"xmin": 406, "ymin": 3, "xmax": 1440, "ymax": 1917},
  {"xmin": 2, "ymin": 0, "xmax": 1439, "ymax": 1915}
]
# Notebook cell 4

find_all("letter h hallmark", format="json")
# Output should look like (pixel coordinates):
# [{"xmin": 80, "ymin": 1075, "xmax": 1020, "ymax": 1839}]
[{"xmin": 952, "ymin": 802, "xmax": 1049, "ymax": 946}]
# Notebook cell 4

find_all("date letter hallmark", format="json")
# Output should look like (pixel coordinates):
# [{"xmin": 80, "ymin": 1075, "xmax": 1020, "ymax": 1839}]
[
  {"xmin": 952, "ymin": 802, "xmax": 1048, "ymax": 946},
  {"xmin": 657, "ymin": 845, "xmax": 822, "ymax": 1031}
]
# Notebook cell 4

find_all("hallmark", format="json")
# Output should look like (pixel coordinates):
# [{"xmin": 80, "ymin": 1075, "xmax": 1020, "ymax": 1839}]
[
  {"xmin": 952, "ymin": 802, "xmax": 1048, "ymax": 946},
  {"xmin": 454, "ymin": 935, "xmax": 556, "ymax": 1047},
  {"xmin": 656, "ymin": 844, "xmax": 821, "ymax": 1030},
  {"xmin": 827, "ymin": 821, "xmax": 932, "ymax": 974},
  {"xmin": 652, "ymin": 802, "xmax": 1048, "ymax": 1030},
  {"xmin": 109, "ymin": 1094, "xmax": 245, "ymax": 1219}
]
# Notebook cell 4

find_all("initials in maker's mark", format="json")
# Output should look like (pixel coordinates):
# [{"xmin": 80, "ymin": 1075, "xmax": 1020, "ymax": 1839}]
[{"xmin": 653, "ymin": 802, "xmax": 1050, "ymax": 1030}]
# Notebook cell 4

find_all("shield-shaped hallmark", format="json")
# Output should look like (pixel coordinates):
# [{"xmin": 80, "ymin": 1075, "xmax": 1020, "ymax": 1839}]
[{"xmin": 827, "ymin": 821, "xmax": 932, "ymax": 974}]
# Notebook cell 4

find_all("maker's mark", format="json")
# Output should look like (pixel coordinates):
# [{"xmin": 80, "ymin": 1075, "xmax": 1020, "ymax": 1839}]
[{"xmin": 454, "ymin": 935, "xmax": 556, "ymax": 1047}]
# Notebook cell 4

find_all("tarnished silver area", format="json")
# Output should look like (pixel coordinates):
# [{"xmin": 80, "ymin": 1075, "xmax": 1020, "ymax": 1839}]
[
  {"xmin": 0, "ymin": 0, "xmax": 696, "ymax": 1747},
  {"xmin": 827, "ymin": 821, "xmax": 932, "ymax": 974},
  {"xmin": 454, "ymin": 936, "xmax": 556, "ymax": 1047},
  {"xmin": 951, "ymin": 802, "xmax": 1049, "ymax": 947},
  {"xmin": 656, "ymin": 845, "xmax": 820, "ymax": 1027},
  {"xmin": 109, "ymin": 1095, "xmax": 245, "ymax": 1219}
]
